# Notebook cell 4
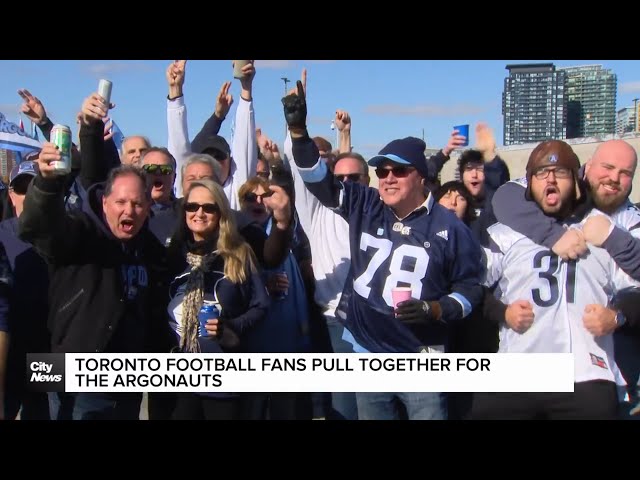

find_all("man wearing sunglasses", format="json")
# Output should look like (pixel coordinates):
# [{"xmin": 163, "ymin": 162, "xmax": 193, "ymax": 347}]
[
  {"xmin": 478, "ymin": 140, "xmax": 639, "ymax": 419},
  {"xmin": 283, "ymin": 81, "xmax": 483, "ymax": 420},
  {"xmin": 141, "ymin": 148, "xmax": 177, "ymax": 211},
  {"xmin": 0, "ymin": 161, "xmax": 50, "ymax": 420}
]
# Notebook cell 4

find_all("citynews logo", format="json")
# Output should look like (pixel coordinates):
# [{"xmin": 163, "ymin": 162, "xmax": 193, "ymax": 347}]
[{"xmin": 26, "ymin": 354, "xmax": 65, "ymax": 392}]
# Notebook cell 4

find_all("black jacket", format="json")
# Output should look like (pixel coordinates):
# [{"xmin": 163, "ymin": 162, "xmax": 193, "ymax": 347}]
[{"xmin": 18, "ymin": 176, "xmax": 173, "ymax": 354}]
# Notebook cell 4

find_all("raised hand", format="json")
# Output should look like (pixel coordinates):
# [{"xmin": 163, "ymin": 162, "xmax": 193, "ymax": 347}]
[
  {"xmin": 282, "ymin": 80, "xmax": 307, "ymax": 130},
  {"xmin": 18, "ymin": 89, "xmax": 48, "ymax": 125},
  {"xmin": 263, "ymin": 184, "xmax": 291, "ymax": 230},
  {"xmin": 81, "ymin": 93, "xmax": 114, "ymax": 125},
  {"xmin": 167, "ymin": 60, "xmax": 187, "ymax": 99},
  {"xmin": 335, "ymin": 110, "xmax": 351, "ymax": 132},
  {"xmin": 215, "ymin": 81, "xmax": 233, "ymax": 119}
]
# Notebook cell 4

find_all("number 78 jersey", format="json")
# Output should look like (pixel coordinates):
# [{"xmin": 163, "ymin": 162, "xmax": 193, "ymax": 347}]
[
  {"xmin": 336, "ymin": 183, "xmax": 483, "ymax": 353},
  {"xmin": 484, "ymin": 211, "xmax": 640, "ymax": 384}
]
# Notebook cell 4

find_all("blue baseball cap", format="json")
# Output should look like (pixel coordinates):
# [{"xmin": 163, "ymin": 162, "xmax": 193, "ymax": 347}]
[
  {"xmin": 368, "ymin": 137, "xmax": 430, "ymax": 179},
  {"xmin": 10, "ymin": 160, "xmax": 39, "ymax": 187}
]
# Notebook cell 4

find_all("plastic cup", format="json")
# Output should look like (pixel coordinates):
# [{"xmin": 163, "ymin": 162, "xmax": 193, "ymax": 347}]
[
  {"xmin": 392, "ymin": 287, "xmax": 413, "ymax": 308},
  {"xmin": 453, "ymin": 124, "xmax": 470, "ymax": 147}
]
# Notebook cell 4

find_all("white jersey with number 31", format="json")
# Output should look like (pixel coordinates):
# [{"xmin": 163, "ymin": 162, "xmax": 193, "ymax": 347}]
[{"xmin": 484, "ymin": 209, "xmax": 640, "ymax": 384}]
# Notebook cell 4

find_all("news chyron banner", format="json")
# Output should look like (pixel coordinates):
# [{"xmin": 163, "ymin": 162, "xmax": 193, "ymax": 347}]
[{"xmin": 27, "ymin": 353, "xmax": 575, "ymax": 393}]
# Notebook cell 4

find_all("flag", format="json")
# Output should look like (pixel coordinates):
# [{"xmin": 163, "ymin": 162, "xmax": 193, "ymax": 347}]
[
  {"xmin": 109, "ymin": 119, "xmax": 124, "ymax": 152},
  {"xmin": 31, "ymin": 121, "xmax": 39, "ymax": 141}
]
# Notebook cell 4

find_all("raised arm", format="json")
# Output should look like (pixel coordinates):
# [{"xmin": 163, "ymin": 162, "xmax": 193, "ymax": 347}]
[
  {"xmin": 191, "ymin": 81, "xmax": 232, "ymax": 150},
  {"xmin": 226, "ymin": 61, "xmax": 258, "ymax": 208},
  {"xmin": 78, "ymin": 93, "xmax": 113, "ymax": 189},
  {"xmin": 426, "ymin": 129, "xmax": 467, "ymax": 179},
  {"xmin": 166, "ymin": 60, "xmax": 190, "ymax": 197},
  {"xmin": 335, "ymin": 110, "xmax": 352, "ymax": 154},
  {"xmin": 19, "ymin": 143, "xmax": 93, "ymax": 263}
]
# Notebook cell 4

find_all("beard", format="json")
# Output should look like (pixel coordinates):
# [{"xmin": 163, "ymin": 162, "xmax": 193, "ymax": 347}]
[{"xmin": 589, "ymin": 178, "xmax": 627, "ymax": 213}]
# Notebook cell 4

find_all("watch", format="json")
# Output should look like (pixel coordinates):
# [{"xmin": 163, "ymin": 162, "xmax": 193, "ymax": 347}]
[{"xmin": 615, "ymin": 310, "xmax": 627, "ymax": 328}]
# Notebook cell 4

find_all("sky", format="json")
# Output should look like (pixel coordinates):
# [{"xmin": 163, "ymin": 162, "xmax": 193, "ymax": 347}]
[{"xmin": 1, "ymin": 60, "xmax": 639, "ymax": 159}]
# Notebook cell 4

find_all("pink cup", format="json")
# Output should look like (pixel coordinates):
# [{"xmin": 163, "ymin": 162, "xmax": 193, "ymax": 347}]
[{"xmin": 392, "ymin": 287, "xmax": 413, "ymax": 308}]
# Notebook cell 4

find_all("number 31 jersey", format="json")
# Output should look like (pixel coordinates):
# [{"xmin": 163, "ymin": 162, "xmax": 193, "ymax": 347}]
[
  {"xmin": 335, "ymin": 183, "xmax": 483, "ymax": 353},
  {"xmin": 484, "ymin": 209, "xmax": 640, "ymax": 384}
]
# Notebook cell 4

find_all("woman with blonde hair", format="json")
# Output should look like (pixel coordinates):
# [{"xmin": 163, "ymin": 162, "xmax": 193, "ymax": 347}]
[{"xmin": 166, "ymin": 179, "xmax": 269, "ymax": 420}]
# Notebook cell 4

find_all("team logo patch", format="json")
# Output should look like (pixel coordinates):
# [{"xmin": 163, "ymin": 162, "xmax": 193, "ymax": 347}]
[
  {"xmin": 423, "ymin": 242, "xmax": 430, "ymax": 249},
  {"xmin": 376, "ymin": 228, "xmax": 384, "ymax": 236},
  {"xmin": 549, "ymin": 154, "xmax": 558, "ymax": 163},
  {"xmin": 401, "ymin": 226, "xmax": 411, "ymax": 235},
  {"xmin": 392, "ymin": 222, "xmax": 403, "ymax": 232},
  {"xmin": 590, "ymin": 353, "xmax": 608, "ymax": 370}
]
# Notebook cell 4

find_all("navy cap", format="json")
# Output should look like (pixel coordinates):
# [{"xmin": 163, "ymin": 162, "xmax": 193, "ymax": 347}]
[
  {"xmin": 368, "ymin": 137, "xmax": 430, "ymax": 179},
  {"xmin": 10, "ymin": 160, "xmax": 39, "ymax": 186}
]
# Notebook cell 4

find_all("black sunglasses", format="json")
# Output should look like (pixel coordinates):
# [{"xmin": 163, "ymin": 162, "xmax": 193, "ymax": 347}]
[
  {"xmin": 243, "ymin": 191, "xmax": 274, "ymax": 203},
  {"xmin": 184, "ymin": 202, "xmax": 220, "ymax": 214},
  {"xmin": 334, "ymin": 173, "xmax": 363, "ymax": 183},
  {"xmin": 375, "ymin": 166, "xmax": 414, "ymax": 179},
  {"xmin": 142, "ymin": 164, "xmax": 174, "ymax": 176}
]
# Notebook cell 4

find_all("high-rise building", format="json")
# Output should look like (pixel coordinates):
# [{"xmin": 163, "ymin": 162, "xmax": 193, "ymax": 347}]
[
  {"xmin": 0, "ymin": 149, "xmax": 18, "ymax": 184},
  {"xmin": 616, "ymin": 107, "xmax": 637, "ymax": 136},
  {"xmin": 502, "ymin": 64, "xmax": 567, "ymax": 146},
  {"xmin": 560, "ymin": 65, "xmax": 617, "ymax": 138}
]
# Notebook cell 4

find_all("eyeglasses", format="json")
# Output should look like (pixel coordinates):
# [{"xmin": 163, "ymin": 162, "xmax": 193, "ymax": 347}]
[
  {"xmin": 256, "ymin": 171, "xmax": 270, "ymax": 179},
  {"xmin": 184, "ymin": 202, "xmax": 220, "ymax": 214},
  {"xmin": 243, "ymin": 191, "xmax": 274, "ymax": 203},
  {"xmin": 533, "ymin": 166, "xmax": 572, "ymax": 180},
  {"xmin": 334, "ymin": 173, "xmax": 364, "ymax": 182},
  {"xmin": 142, "ymin": 164, "xmax": 174, "ymax": 176},
  {"xmin": 375, "ymin": 166, "xmax": 415, "ymax": 179},
  {"xmin": 463, "ymin": 164, "xmax": 484, "ymax": 172}
]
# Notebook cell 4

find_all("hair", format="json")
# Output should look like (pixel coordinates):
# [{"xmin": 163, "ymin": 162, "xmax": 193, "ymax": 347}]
[
  {"xmin": 120, "ymin": 135, "xmax": 151, "ymax": 157},
  {"xmin": 181, "ymin": 179, "xmax": 257, "ymax": 284},
  {"xmin": 140, "ymin": 147, "xmax": 177, "ymax": 170},
  {"xmin": 103, "ymin": 164, "xmax": 152, "ymax": 202},
  {"xmin": 181, "ymin": 153, "xmax": 223, "ymax": 185},
  {"xmin": 458, "ymin": 149, "xmax": 484, "ymax": 177},
  {"xmin": 434, "ymin": 180, "xmax": 477, "ymax": 225},
  {"xmin": 313, "ymin": 136, "xmax": 333, "ymax": 153},
  {"xmin": 237, "ymin": 176, "xmax": 272, "ymax": 209},
  {"xmin": 334, "ymin": 152, "xmax": 369, "ymax": 177}
]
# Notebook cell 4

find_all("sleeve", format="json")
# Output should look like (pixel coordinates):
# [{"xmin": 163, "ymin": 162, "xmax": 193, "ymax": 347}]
[
  {"xmin": 78, "ymin": 120, "xmax": 109, "ymax": 189},
  {"xmin": 226, "ymin": 98, "xmax": 258, "ymax": 208},
  {"xmin": 601, "ymin": 226, "xmax": 640, "ymax": 282},
  {"xmin": 191, "ymin": 112, "xmax": 224, "ymax": 148},
  {"xmin": 291, "ymin": 133, "xmax": 376, "ymax": 218},
  {"xmin": 610, "ymin": 287, "xmax": 640, "ymax": 332},
  {"xmin": 0, "ymin": 242, "xmax": 11, "ymax": 334},
  {"xmin": 492, "ymin": 179, "xmax": 565, "ymax": 249},
  {"xmin": 482, "ymin": 287, "xmax": 507, "ymax": 326},
  {"xmin": 291, "ymin": 213, "xmax": 313, "ymax": 265},
  {"xmin": 282, "ymin": 131, "xmax": 322, "ymax": 235},
  {"xmin": 38, "ymin": 118, "xmax": 54, "ymax": 141},
  {"xmin": 226, "ymin": 270, "xmax": 270, "ymax": 335},
  {"xmin": 437, "ymin": 223, "xmax": 485, "ymax": 324},
  {"xmin": 18, "ymin": 175, "xmax": 93, "ymax": 263},
  {"xmin": 167, "ymin": 96, "xmax": 191, "ymax": 198},
  {"xmin": 484, "ymin": 155, "xmax": 511, "ymax": 192}
]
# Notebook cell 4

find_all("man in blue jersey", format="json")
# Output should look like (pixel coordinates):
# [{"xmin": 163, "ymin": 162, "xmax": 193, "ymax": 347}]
[{"xmin": 283, "ymin": 81, "xmax": 483, "ymax": 420}]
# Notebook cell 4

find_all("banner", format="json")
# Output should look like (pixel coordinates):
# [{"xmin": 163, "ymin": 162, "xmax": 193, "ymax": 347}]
[
  {"xmin": 26, "ymin": 353, "xmax": 575, "ymax": 393},
  {"xmin": 0, "ymin": 112, "xmax": 42, "ymax": 155}
]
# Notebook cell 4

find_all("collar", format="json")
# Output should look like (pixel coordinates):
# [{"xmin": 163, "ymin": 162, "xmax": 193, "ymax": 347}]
[{"xmin": 390, "ymin": 192, "xmax": 434, "ymax": 221}]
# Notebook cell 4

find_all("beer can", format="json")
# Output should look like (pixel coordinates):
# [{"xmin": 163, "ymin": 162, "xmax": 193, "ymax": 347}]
[
  {"xmin": 198, "ymin": 302, "xmax": 219, "ymax": 338},
  {"xmin": 50, "ymin": 124, "xmax": 72, "ymax": 175},
  {"xmin": 98, "ymin": 79, "xmax": 112, "ymax": 107}
]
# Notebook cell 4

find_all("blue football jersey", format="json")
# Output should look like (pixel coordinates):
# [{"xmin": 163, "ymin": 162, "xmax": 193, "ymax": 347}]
[{"xmin": 333, "ymin": 182, "xmax": 484, "ymax": 353}]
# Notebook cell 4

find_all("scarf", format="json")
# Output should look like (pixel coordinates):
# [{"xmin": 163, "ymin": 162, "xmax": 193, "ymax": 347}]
[{"xmin": 180, "ymin": 237, "xmax": 217, "ymax": 353}]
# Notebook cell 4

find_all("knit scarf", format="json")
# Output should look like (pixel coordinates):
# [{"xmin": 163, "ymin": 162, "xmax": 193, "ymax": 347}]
[{"xmin": 180, "ymin": 250, "xmax": 217, "ymax": 353}]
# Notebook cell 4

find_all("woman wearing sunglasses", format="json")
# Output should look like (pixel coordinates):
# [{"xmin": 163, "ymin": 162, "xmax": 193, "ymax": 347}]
[
  {"xmin": 237, "ymin": 176, "xmax": 314, "ymax": 419},
  {"xmin": 166, "ymin": 179, "xmax": 269, "ymax": 420}
]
